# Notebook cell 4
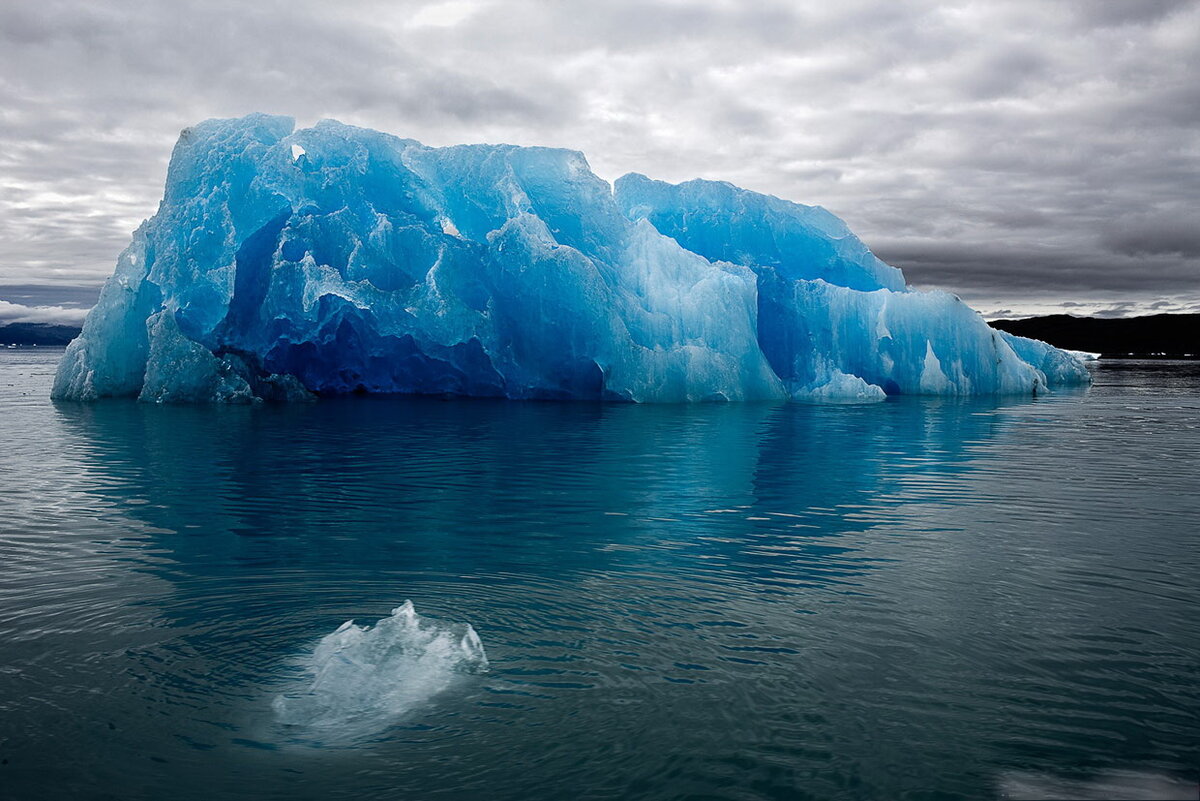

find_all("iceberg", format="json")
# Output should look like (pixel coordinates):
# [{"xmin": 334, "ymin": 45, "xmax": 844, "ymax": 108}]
[{"xmin": 52, "ymin": 114, "xmax": 1089, "ymax": 403}]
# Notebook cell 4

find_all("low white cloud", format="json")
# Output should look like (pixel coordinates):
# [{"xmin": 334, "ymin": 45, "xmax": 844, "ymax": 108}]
[
  {"xmin": 0, "ymin": 299, "xmax": 89, "ymax": 326},
  {"xmin": 405, "ymin": 0, "xmax": 485, "ymax": 29}
]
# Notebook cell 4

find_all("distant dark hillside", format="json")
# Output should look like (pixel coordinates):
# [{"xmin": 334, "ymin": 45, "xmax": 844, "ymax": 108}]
[
  {"xmin": 991, "ymin": 313, "xmax": 1199, "ymax": 359},
  {"xmin": 0, "ymin": 323, "xmax": 81, "ymax": 346}
]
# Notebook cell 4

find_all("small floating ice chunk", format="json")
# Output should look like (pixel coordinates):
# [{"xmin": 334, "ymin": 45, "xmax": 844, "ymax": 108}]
[{"xmin": 273, "ymin": 601, "xmax": 487, "ymax": 737}]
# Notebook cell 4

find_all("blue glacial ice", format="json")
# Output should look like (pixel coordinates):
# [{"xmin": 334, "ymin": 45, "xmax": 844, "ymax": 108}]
[
  {"xmin": 52, "ymin": 114, "xmax": 1089, "ymax": 403},
  {"xmin": 273, "ymin": 601, "xmax": 487, "ymax": 741}
]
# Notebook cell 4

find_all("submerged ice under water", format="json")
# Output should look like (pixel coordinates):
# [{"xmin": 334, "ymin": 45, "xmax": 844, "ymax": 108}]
[{"xmin": 272, "ymin": 602, "xmax": 487, "ymax": 741}]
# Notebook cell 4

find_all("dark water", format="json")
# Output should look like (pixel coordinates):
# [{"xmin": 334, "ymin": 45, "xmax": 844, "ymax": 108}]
[{"xmin": 1, "ymin": 350, "xmax": 1197, "ymax": 801}]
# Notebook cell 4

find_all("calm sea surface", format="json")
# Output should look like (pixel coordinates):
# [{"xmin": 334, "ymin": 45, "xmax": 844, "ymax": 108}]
[{"xmin": 1, "ymin": 349, "xmax": 1197, "ymax": 800}]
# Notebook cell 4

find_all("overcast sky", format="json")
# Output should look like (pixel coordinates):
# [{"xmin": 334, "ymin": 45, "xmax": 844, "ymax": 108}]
[{"xmin": 1, "ymin": 0, "xmax": 1197, "ymax": 324}]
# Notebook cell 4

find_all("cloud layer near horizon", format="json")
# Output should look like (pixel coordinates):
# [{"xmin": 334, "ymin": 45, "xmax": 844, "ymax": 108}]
[{"xmin": 2, "ymin": 0, "xmax": 1197, "ymax": 321}]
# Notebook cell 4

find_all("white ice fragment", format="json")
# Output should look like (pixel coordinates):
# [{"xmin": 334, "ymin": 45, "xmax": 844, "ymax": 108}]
[
  {"xmin": 290, "ymin": 143, "xmax": 306, "ymax": 161},
  {"xmin": 273, "ymin": 601, "xmax": 487, "ymax": 741},
  {"xmin": 795, "ymin": 367, "xmax": 886, "ymax": 403},
  {"xmin": 919, "ymin": 341, "xmax": 951, "ymax": 394}
]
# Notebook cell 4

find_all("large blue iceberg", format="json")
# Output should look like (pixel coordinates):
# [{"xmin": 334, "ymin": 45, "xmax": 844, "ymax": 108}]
[{"xmin": 53, "ymin": 114, "xmax": 1088, "ymax": 403}]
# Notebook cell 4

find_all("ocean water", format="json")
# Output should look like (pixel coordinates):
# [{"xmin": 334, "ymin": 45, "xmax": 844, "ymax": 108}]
[{"xmin": 1, "ymin": 349, "xmax": 1197, "ymax": 801}]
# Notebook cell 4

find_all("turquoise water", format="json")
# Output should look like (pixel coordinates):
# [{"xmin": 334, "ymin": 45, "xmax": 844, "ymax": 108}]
[{"xmin": 1, "ymin": 350, "xmax": 1197, "ymax": 800}]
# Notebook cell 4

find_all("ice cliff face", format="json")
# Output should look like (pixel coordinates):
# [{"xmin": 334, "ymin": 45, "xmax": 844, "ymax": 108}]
[{"xmin": 52, "ymin": 114, "xmax": 1089, "ymax": 403}]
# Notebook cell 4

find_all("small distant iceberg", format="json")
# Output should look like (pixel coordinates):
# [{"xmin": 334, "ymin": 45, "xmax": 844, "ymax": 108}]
[{"xmin": 273, "ymin": 601, "xmax": 487, "ymax": 741}]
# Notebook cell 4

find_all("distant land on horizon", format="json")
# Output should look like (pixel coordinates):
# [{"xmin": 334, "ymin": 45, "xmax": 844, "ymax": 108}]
[
  {"xmin": 5, "ymin": 314, "xmax": 1197, "ymax": 361},
  {"xmin": 990, "ymin": 313, "xmax": 1199, "ymax": 360},
  {"xmin": 0, "ymin": 322, "xmax": 82, "ymax": 347}
]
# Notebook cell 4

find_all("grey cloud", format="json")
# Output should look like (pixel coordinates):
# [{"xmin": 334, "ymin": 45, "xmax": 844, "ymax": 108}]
[
  {"xmin": 1069, "ymin": 0, "xmax": 1192, "ymax": 28},
  {"xmin": 979, "ymin": 209, "xmax": 1053, "ymax": 230},
  {"xmin": 876, "ymin": 239, "xmax": 1199, "ymax": 296},
  {"xmin": 1102, "ymin": 218, "xmax": 1200, "ymax": 258},
  {"xmin": 1094, "ymin": 303, "xmax": 1140, "ymax": 318},
  {"xmin": 0, "ymin": 285, "xmax": 102, "ymax": 308},
  {"xmin": 955, "ymin": 44, "xmax": 1051, "ymax": 100}
]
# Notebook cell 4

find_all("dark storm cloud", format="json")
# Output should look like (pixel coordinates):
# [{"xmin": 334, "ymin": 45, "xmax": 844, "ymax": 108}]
[
  {"xmin": 0, "ymin": 0, "xmax": 1197, "ymax": 321},
  {"xmin": 0, "ymin": 284, "xmax": 100, "ymax": 308},
  {"xmin": 1102, "ymin": 217, "xmax": 1200, "ymax": 258},
  {"xmin": 878, "ymin": 241, "xmax": 1199, "ymax": 294}
]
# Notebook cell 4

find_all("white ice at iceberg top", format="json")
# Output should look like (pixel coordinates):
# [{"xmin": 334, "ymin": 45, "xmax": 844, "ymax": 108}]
[
  {"xmin": 273, "ymin": 601, "xmax": 487, "ymax": 738},
  {"xmin": 52, "ymin": 114, "xmax": 1090, "ymax": 403}
]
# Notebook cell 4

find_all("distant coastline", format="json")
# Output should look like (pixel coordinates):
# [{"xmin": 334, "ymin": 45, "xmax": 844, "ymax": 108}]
[
  {"xmin": 1, "ymin": 322, "xmax": 81, "ymax": 347},
  {"xmin": 990, "ymin": 313, "xmax": 1199, "ymax": 360}
]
